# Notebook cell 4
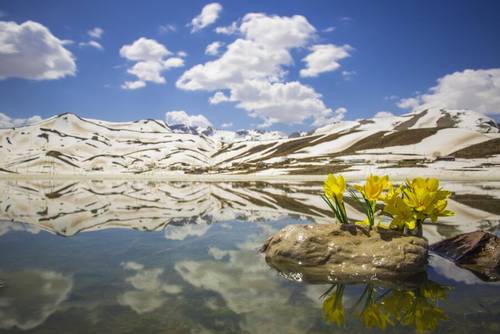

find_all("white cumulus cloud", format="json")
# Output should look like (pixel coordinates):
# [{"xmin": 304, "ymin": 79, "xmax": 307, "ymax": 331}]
[
  {"xmin": 120, "ymin": 37, "xmax": 171, "ymax": 61},
  {"xmin": 79, "ymin": 40, "xmax": 103, "ymax": 50},
  {"xmin": 0, "ymin": 112, "xmax": 43, "ymax": 128},
  {"xmin": 215, "ymin": 21, "xmax": 238, "ymax": 35},
  {"xmin": 300, "ymin": 44, "xmax": 351, "ymax": 77},
  {"xmin": 163, "ymin": 57, "xmax": 184, "ymax": 69},
  {"xmin": 0, "ymin": 20, "xmax": 76, "ymax": 80},
  {"xmin": 398, "ymin": 68, "xmax": 500, "ymax": 115},
  {"xmin": 165, "ymin": 110, "xmax": 212, "ymax": 128},
  {"xmin": 190, "ymin": 2, "xmax": 222, "ymax": 33},
  {"xmin": 120, "ymin": 37, "xmax": 183, "ymax": 90},
  {"xmin": 240, "ymin": 13, "xmax": 315, "ymax": 49},
  {"xmin": 232, "ymin": 80, "xmax": 337, "ymax": 128},
  {"xmin": 205, "ymin": 41, "xmax": 224, "ymax": 56},
  {"xmin": 177, "ymin": 13, "xmax": 344, "ymax": 127},
  {"xmin": 87, "ymin": 27, "xmax": 103, "ymax": 39},
  {"xmin": 209, "ymin": 91, "xmax": 229, "ymax": 104}
]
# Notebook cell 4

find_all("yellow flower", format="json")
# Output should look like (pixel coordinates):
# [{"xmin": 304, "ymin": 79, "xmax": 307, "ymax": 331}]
[
  {"xmin": 381, "ymin": 183, "xmax": 402, "ymax": 202},
  {"xmin": 410, "ymin": 177, "xmax": 439, "ymax": 192},
  {"xmin": 429, "ymin": 198, "xmax": 454, "ymax": 223},
  {"xmin": 392, "ymin": 211, "xmax": 417, "ymax": 231},
  {"xmin": 403, "ymin": 186, "xmax": 433, "ymax": 213},
  {"xmin": 403, "ymin": 177, "xmax": 447, "ymax": 212},
  {"xmin": 403, "ymin": 177, "xmax": 454, "ymax": 225},
  {"xmin": 383, "ymin": 184, "xmax": 417, "ymax": 231},
  {"xmin": 324, "ymin": 173, "xmax": 346, "ymax": 203},
  {"xmin": 355, "ymin": 174, "xmax": 390, "ymax": 201}
]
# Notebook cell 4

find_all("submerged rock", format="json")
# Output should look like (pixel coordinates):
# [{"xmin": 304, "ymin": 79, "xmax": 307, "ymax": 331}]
[
  {"xmin": 261, "ymin": 224, "xmax": 428, "ymax": 283},
  {"xmin": 430, "ymin": 230, "xmax": 500, "ymax": 281}
]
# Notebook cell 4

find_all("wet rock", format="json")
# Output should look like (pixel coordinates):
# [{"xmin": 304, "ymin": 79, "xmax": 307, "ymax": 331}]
[
  {"xmin": 430, "ymin": 231, "xmax": 500, "ymax": 281},
  {"xmin": 261, "ymin": 223, "xmax": 428, "ymax": 283}
]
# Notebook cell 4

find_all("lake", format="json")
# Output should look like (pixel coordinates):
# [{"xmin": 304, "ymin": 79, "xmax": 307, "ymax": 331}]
[{"xmin": 0, "ymin": 179, "xmax": 499, "ymax": 333}]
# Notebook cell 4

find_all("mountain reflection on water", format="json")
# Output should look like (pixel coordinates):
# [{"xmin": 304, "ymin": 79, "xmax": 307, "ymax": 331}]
[
  {"xmin": 0, "ymin": 180, "xmax": 499, "ymax": 333},
  {"xmin": 1, "ymin": 180, "xmax": 499, "ymax": 242}
]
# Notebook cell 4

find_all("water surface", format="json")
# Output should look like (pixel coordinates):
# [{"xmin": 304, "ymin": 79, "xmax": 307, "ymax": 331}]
[{"xmin": 0, "ymin": 180, "xmax": 499, "ymax": 333}]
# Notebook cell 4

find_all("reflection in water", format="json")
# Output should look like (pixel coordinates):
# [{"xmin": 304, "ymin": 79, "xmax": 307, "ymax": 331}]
[
  {"xmin": 117, "ymin": 261, "xmax": 182, "ymax": 314},
  {"xmin": 0, "ymin": 179, "xmax": 499, "ymax": 242},
  {"xmin": 0, "ymin": 270, "xmax": 73, "ymax": 330},
  {"xmin": 164, "ymin": 219, "xmax": 211, "ymax": 240},
  {"xmin": 430, "ymin": 254, "xmax": 500, "ymax": 285},
  {"xmin": 0, "ymin": 180, "xmax": 499, "ymax": 333},
  {"xmin": 174, "ymin": 223, "xmax": 323, "ymax": 334},
  {"xmin": 321, "ymin": 279, "xmax": 449, "ymax": 333}
]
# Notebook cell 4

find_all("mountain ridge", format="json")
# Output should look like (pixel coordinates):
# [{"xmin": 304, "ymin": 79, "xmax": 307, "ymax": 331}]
[{"xmin": 1, "ymin": 108, "xmax": 499, "ymax": 176}]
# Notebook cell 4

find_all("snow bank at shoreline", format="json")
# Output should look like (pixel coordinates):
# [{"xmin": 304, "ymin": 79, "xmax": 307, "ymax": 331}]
[{"xmin": 1, "ymin": 169, "xmax": 500, "ymax": 182}]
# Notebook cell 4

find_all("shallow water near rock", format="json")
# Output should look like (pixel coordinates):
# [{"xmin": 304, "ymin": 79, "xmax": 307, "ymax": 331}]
[{"xmin": 0, "ymin": 180, "xmax": 499, "ymax": 333}]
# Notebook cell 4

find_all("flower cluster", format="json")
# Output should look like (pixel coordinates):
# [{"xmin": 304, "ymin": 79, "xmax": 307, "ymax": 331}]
[
  {"xmin": 322, "ymin": 173, "xmax": 454, "ymax": 234},
  {"xmin": 383, "ymin": 178, "xmax": 454, "ymax": 233}
]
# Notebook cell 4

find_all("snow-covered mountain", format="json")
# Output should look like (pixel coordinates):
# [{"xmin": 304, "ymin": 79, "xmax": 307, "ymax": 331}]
[{"xmin": 0, "ymin": 108, "xmax": 498, "ymax": 175}]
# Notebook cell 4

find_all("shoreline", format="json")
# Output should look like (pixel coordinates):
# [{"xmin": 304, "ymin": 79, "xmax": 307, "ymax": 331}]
[{"xmin": 1, "ymin": 171, "xmax": 500, "ymax": 182}]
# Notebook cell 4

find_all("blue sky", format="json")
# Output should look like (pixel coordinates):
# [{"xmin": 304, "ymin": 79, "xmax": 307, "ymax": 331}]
[{"xmin": 0, "ymin": 0, "xmax": 499, "ymax": 132}]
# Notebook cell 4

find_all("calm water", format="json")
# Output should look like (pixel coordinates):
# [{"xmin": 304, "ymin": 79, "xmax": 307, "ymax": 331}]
[{"xmin": 0, "ymin": 180, "xmax": 499, "ymax": 333}]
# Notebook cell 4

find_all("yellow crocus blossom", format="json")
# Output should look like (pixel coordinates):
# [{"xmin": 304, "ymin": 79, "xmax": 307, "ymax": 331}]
[
  {"xmin": 403, "ymin": 178, "xmax": 450, "ymax": 212},
  {"xmin": 403, "ymin": 177, "xmax": 454, "ymax": 226},
  {"xmin": 429, "ymin": 198, "xmax": 454, "ymax": 223},
  {"xmin": 383, "ymin": 184, "xmax": 417, "ymax": 231},
  {"xmin": 324, "ymin": 173, "xmax": 346, "ymax": 203},
  {"xmin": 355, "ymin": 174, "xmax": 390, "ymax": 201}
]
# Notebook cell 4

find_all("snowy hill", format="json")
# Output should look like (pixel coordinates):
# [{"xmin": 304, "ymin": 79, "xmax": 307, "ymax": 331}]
[{"xmin": 0, "ymin": 108, "xmax": 499, "ymax": 176}]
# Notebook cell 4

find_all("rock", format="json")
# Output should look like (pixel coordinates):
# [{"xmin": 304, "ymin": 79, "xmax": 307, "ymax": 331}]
[
  {"xmin": 430, "ymin": 231, "xmax": 500, "ymax": 281},
  {"xmin": 261, "ymin": 223, "xmax": 428, "ymax": 284}
]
